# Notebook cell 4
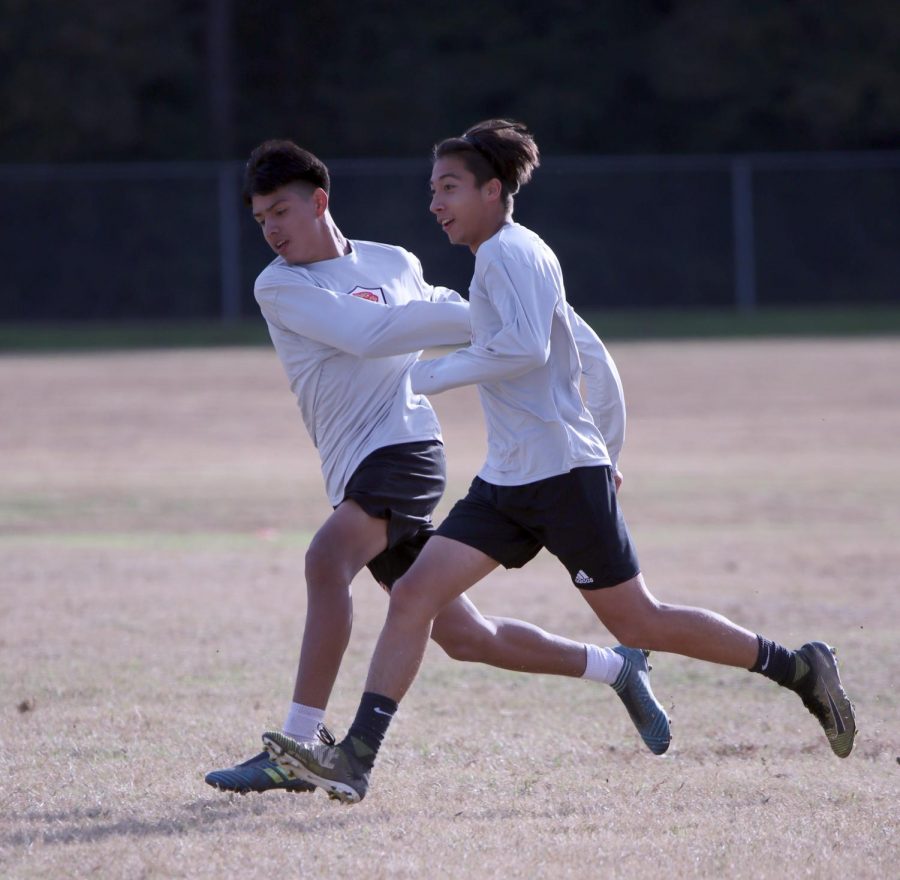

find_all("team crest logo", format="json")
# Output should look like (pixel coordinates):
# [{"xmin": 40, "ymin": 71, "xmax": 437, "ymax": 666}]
[{"xmin": 347, "ymin": 285, "xmax": 385, "ymax": 303}]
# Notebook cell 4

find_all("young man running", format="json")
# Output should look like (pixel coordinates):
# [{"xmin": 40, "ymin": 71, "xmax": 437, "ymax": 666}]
[
  {"xmin": 262, "ymin": 121, "xmax": 856, "ymax": 803},
  {"xmin": 205, "ymin": 140, "xmax": 670, "ymax": 795}
]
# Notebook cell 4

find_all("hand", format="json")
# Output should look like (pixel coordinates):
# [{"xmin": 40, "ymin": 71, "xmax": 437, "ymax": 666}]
[{"xmin": 613, "ymin": 468, "xmax": 623, "ymax": 492}]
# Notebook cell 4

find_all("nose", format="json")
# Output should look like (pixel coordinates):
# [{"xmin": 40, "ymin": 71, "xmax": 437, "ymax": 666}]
[{"xmin": 429, "ymin": 193, "xmax": 442, "ymax": 215}]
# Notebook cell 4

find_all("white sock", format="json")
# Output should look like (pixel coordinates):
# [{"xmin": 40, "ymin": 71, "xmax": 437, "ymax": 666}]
[
  {"xmin": 283, "ymin": 702, "xmax": 325, "ymax": 741},
  {"xmin": 582, "ymin": 644, "xmax": 624, "ymax": 684}
]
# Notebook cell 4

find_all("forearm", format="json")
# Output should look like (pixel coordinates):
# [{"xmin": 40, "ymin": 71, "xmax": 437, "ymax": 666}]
[
  {"xmin": 360, "ymin": 300, "xmax": 471, "ymax": 357},
  {"xmin": 259, "ymin": 284, "xmax": 471, "ymax": 357},
  {"xmin": 569, "ymin": 307, "xmax": 626, "ymax": 465},
  {"xmin": 411, "ymin": 344, "xmax": 544, "ymax": 395}
]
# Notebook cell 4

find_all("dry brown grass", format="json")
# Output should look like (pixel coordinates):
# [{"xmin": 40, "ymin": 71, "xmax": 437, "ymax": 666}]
[{"xmin": 1, "ymin": 339, "xmax": 898, "ymax": 879}]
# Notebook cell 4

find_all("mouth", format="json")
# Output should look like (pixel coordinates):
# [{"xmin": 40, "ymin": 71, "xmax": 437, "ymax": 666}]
[
  {"xmin": 273, "ymin": 239, "xmax": 288, "ymax": 252},
  {"xmin": 439, "ymin": 219, "xmax": 455, "ymax": 235}
]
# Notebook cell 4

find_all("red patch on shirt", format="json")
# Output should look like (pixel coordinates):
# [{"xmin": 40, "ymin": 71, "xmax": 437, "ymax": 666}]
[{"xmin": 348, "ymin": 286, "xmax": 385, "ymax": 303}]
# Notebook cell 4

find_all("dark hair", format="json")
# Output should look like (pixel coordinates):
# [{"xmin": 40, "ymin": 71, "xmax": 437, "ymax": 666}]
[
  {"xmin": 242, "ymin": 139, "xmax": 330, "ymax": 205},
  {"xmin": 432, "ymin": 119, "xmax": 540, "ymax": 210}
]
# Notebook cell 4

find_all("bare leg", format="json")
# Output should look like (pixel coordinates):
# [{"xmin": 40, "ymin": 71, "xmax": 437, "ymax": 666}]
[
  {"xmin": 365, "ymin": 536, "xmax": 498, "ymax": 701},
  {"xmin": 581, "ymin": 573, "xmax": 758, "ymax": 668},
  {"xmin": 260, "ymin": 544, "xmax": 675, "ymax": 797},
  {"xmin": 294, "ymin": 501, "xmax": 389, "ymax": 707},
  {"xmin": 431, "ymin": 593, "xmax": 588, "ymax": 677}
]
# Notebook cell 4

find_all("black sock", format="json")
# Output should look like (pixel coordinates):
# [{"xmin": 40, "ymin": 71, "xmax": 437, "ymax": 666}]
[
  {"xmin": 342, "ymin": 691, "xmax": 398, "ymax": 769},
  {"xmin": 750, "ymin": 635, "xmax": 809, "ymax": 689}
]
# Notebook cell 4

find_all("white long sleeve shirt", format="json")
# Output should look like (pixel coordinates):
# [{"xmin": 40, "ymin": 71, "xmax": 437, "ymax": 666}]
[
  {"xmin": 255, "ymin": 240, "xmax": 471, "ymax": 505},
  {"xmin": 410, "ymin": 222, "xmax": 625, "ymax": 486}
]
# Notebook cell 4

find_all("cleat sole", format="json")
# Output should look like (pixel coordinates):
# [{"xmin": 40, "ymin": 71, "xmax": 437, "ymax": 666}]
[{"xmin": 797, "ymin": 641, "xmax": 857, "ymax": 759}]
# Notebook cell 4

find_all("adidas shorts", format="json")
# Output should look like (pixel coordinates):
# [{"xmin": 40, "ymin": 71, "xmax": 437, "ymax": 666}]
[
  {"xmin": 341, "ymin": 440, "xmax": 445, "ymax": 588},
  {"xmin": 435, "ymin": 465, "xmax": 640, "ymax": 590}
]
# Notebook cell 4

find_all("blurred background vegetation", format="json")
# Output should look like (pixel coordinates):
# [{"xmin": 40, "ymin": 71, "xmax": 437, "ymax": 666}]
[
  {"xmin": 3, "ymin": 0, "xmax": 898, "ymax": 162},
  {"xmin": 1, "ymin": 1, "xmax": 898, "ymax": 342}
]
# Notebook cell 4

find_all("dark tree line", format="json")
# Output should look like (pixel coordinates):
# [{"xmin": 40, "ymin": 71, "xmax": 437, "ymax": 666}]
[{"xmin": 2, "ymin": 0, "xmax": 899, "ymax": 163}]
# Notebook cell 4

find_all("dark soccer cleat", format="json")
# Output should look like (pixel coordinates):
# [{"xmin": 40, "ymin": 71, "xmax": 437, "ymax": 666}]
[
  {"xmin": 794, "ymin": 641, "xmax": 856, "ymax": 758},
  {"xmin": 611, "ymin": 646, "xmax": 672, "ymax": 755},
  {"xmin": 263, "ymin": 731, "xmax": 370, "ymax": 804},
  {"xmin": 204, "ymin": 750, "xmax": 316, "ymax": 794},
  {"xmin": 205, "ymin": 724, "xmax": 336, "ymax": 794}
]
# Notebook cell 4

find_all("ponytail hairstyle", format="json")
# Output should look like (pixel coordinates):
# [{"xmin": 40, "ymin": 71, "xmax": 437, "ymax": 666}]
[{"xmin": 432, "ymin": 119, "xmax": 540, "ymax": 212}]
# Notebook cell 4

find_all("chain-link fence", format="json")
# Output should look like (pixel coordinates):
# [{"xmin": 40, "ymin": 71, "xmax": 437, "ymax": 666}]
[{"xmin": 1, "ymin": 152, "xmax": 898, "ymax": 321}]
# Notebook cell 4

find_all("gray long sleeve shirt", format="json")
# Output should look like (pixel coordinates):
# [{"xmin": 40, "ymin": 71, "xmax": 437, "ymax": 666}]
[
  {"xmin": 254, "ymin": 240, "xmax": 471, "ymax": 504},
  {"xmin": 410, "ymin": 222, "xmax": 625, "ymax": 486}
]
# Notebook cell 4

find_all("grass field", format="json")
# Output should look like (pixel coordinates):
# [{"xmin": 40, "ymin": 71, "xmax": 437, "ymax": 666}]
[
  {"xmin": 3, "ymin": 305, "xmax": 900, "ymax": 352},
  {"xmin": 1, "ymin": 338, "xmax": 898, "ymax": 879}
]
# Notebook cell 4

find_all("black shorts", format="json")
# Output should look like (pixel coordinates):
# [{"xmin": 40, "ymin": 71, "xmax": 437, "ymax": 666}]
[
  {"xmin": 340, "ymin": 440, "xmax": 445, "ymax": 588},
  {"xmin": 435, "ymin": 465, "xmax": 640, "ymax": 590}
]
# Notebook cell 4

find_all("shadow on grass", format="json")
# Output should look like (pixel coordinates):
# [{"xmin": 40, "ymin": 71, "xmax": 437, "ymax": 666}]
[
  {"xmin": 2, "ymin": 797, "xmax": 369, "ymax": 847},
  {"xmin": 4, "ymin": 789, "xmax": 640, "ymax": 847}
]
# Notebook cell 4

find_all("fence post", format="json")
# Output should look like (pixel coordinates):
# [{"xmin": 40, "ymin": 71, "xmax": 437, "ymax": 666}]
[
  {"xmin": 731, "ymin": 157, "xmax": 757, "ymax": 312},
  {"xmin": 217, "ymin": 161, "xmax": 242, "ymax": 321}
]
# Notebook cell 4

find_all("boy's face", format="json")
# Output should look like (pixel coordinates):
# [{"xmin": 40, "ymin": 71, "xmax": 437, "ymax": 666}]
[
  {"xmin": 251, "ymin": 183, "xmax": 322, "ymax": 264},
  {"xmin": 429, "ymin": 156, "xmax": 504, "ymax": 253}
]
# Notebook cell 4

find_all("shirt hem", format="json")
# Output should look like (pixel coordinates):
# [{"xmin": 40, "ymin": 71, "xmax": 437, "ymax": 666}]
[{"xmin": 477, "ymin": 454, "xmax": 611, "ymax": 488}]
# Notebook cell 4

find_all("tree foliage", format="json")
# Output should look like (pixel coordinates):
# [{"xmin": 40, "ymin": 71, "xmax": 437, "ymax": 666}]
[{"xmin": 1, "ymin": 0, "xmax": 898, "ymax": 161}]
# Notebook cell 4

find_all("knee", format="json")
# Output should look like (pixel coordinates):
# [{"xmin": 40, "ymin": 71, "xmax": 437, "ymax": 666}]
[
  {"xmin": 430, "ymin": 607, "xmax": 499, "ymax": 663},
  {"xmin": 304, "ymin": 548, "xmax": 329, "ymax": 589},
  {"xmin": 388, "ymin": 574, "xmax": 441, "ymax": 626},
  {"xmin": 305, "ymin": 540, "xmax": 351, "ymax": 594}
]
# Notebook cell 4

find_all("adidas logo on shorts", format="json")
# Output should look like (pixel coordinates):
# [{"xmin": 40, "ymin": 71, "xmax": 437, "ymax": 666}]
[{"xmin": 574, "ymin": 569, "xmax": 594, "ymax": 585}]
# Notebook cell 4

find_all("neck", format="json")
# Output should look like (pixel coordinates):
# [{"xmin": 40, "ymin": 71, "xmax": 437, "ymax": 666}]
[
  {"xmin": 471, "ymin": 215, "xmax": 511, "ymax": 254},
  {"xmin": 312, "ymin": 211, "xmax": 351, "ymax": 261},
  {"xmin": 302, "ymin": 211, "xmax": 350, "ymax": 264}
]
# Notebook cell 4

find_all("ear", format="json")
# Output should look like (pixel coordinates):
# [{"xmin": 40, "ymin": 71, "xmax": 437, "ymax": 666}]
[
  {"xmin": 312, "ymin": 187, "xmax": 329, "ymax": 217},
  {"xmin": 483, "ymin": 178, "xmax": 503, "ymax": 203}
]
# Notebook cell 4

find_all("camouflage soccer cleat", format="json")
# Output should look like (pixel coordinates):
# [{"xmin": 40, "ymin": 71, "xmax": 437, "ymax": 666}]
[
  {"xmin": 204, "ymin": 750, "xmax": 316, "ymax": 794},
  {"xmin": 611, "ymin": 646, "xmax": 671, "ymax": 755},
  {"xmin": 794, "ymin": 641, "xmax": 856, "ymax": 758},
  {"xmin": 263, "ymin": 731, "xmax": 370, "ymax": 804},
  {"xmin": 205, "ymin": 724, "xmax": 335, "ymax": 794}
]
